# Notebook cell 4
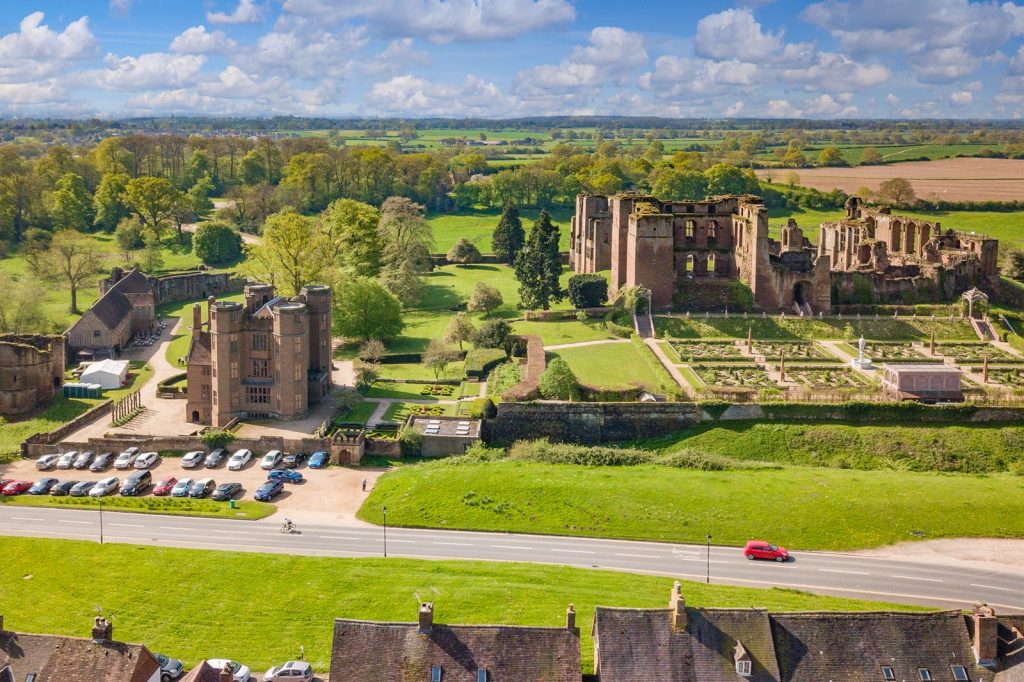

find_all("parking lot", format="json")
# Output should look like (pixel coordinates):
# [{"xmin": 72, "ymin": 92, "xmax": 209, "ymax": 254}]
[{"xmin": 0, "ymin": 450, "xmax": 383, "ymax": 525}]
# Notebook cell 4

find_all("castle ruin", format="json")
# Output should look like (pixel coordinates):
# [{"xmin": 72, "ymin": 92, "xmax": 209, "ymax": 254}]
[{"xmin": 0, "ymin": 334, "xmax": 65, "ymax": 417}]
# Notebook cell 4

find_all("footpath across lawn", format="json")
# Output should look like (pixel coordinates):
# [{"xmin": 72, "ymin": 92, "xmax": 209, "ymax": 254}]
[
  {"xmin": 360, "ymin": 459, "xmax": 1024, "ymax": 550},
  {"xmin": 0, "ymin": 537, "xmax": 921, "ymax": 674}
]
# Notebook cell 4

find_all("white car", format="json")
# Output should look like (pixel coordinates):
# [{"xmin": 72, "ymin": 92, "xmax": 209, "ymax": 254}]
[
  {"xmin": 181, "ymin": 451, "xmax": 206, "ymax": 469},
  {"xmin": 57, "ymin": 451, "xmax": 78, "ymax": 469},
  {"xmin": 89, "ymin": 477, "xmax": 120, "ymax": 497},
  {"xmin": 134, "ymin": 452, "xmax": 160, "ymax": 469},
  {"xmin": 36, "ymin": 454, "xmax": 60, "ymax": 470},
  {"xmin": 207, "ymin": 659, "xmax": 251, "ymax": 682},
  {"xmin": 227, "ymin": 449, "xmax": 252, "ymax": 471},
  {"xmin": 264, "ymin": 661, "xmax": 314, "ymax": 681},
  {"xmin": 260, "ymin": 450, "xmax": 283, "ymax": 470},
  {"xmin": 114, "ymin": 451, "xmax": 137, "ymax": 470}
]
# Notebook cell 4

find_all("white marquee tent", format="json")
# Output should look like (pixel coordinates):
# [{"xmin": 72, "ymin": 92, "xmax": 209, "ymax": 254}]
[{"xmin": 80, "ymin": 359, "xmax": 129, "ymax": 389}]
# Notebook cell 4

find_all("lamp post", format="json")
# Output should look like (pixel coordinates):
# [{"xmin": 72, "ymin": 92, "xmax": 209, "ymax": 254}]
[
  {"xmin": 99, "ymin": 497, "xmax": 104, "ymax": 545},
  {"xmin": 382, "ymin": 505, "xmax": 388, "ymax": 558},
  {"xmin": 705, "ymin": 534, "xmax": 712, "ymax": 584}
]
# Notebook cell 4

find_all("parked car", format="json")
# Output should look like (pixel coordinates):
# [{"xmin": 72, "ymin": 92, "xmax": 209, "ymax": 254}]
[
  {"xmin": 114, "ymin": 450, "xmax": 138, "ymax": 470},
  {"xmin": 90, "ymin": 452, "xmax": 114, "ymax": 472},
  {"xmin": 2, "ymin": 480, "xmax": 33, "ymax": 496},
  {"xmin": 181, "ymin": 451, "xmax": 206, "ymax": 469},
  {"xmin": 227, "ymin": 449, "xmax": 252, "ymax": 471},
  {"xmin": 153, "ymin": 476, "xmax": 177, "ymax": 496},
  {"xmin": 308, "ymin": 451, "xmax": 329, "ymax": 469},
  {"xmin": 90, "ymin": 477, "xmax": 120, "ymax": 498},
  {"xmin": 153, "ymin": 653, "xmax": 184, "ymax": 681},
  {"xmin": 72, "ymin": 451, "xmax": 95, "ymax": 470},
  {"xmin": 268, "ymin": 468, "xmax": 303, "ymax": 484},
  {"xmin": 50, "ymin": 480, "xmax": 78, "ymax": 496},
  {"xmin": 29, "ymin": 478, "xmax": 59, "ymax": 495},
  {"xmin": 134, "ymin": 451, "xmax": 160, "ymax": 469},
  {"xmin": 260, "ymin": 450, "xmax": 283, "ymax": 470},
  {"xmin": 57, "ymin": 451, "xmax": 78, "ymax": 469},
  {"xmin": 282, "ymin": 452, "xmax": 307, "ymax": 469},
  {"xmin": 170, "ymin": 478, "xmax": 193, "ymax": 498},
  {"xmin": 120, "ymin": 470, "xmax": 153, "ymax": 496},
  {"xmin": 254, "ymin": 479, "xmax": 284, "ymax": 501},
  {"xmin": 0, "ymin": 479, "xmax": 11, "ymax": 490},
  {"xmin": 211, "ymin": 482, "xmax": 242, "ymax": 501},
  {"xmin": 206, "ymin": 660, "xmax": 251, "ymax": 682},
  {"xmin": 264, "ymin": 661, "xmax": 314, "ymax": 681},
  {"xmin": 743, "ymin": 540, "xmax": 790, "ymax": 562},
  {"xmin": 70, "ymin": 480, "xmax": 96, "ymax": 497},
  {"xmin": 35, "ymin": 454, "xmax": 59, "ymax": 470},
  {"xmin": 204, "ymin": 448, "xmax": 227, "ymax": 468},
  {"xmin": 189, "ymin": 478, "xmax": 216, "ymax": 498}
]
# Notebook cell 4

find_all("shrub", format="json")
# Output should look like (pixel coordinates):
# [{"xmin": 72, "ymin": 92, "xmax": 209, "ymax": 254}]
[
  {"xmin": 567, "ymin": 274, "xmax": 609, "ymax": 309},
  {"xmin": 479, "ymin": 398, "xmax": 497, "ymax": 419},
  {"xmin": 465, "ymin": 348, "xmax": 507, "ymax": 377},
  {"xmin": 509, "ymin": 438, "xmax": 652, "ymax": 466},
  {"xmin": 474, "ymin": 320, "xmax": 512, "ymax": 349},
  {"xmin": 467, "ymin": 281, "xmax": 503, "ymax": 317},
  {"xmin": 539, "ymin": 357, "xmax": 580, "ymax": 400},
  {"xmin": 199, "ymin": 428, "xmax": 234, "ymax": 449},
  {"xmin": 657, "ymin": 449, "xmax": 781, "ymax": 471},
  {"xmin": 447, "ymin": 237, "xmax": 482, "ymax": 264}
]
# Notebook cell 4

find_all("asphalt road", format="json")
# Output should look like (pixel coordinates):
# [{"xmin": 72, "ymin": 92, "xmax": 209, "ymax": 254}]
[{"xmin": 2, "ymin": 506, "xmax": 1022, "ymax": 611}]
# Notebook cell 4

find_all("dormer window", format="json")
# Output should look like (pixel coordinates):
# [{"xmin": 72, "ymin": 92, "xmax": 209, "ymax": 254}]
[
  {"xmin": 736, "ymin": 660, "xmax": 752, "ymax": 677},
  {"xmin": 918, "ymin": 668, "xmax": 932, "ymax": 681},
  {"xmin": 951, "ymin": 666, "xmax": 969, "ymax": 681},
  {"xmin": 431, "ymin": 666, "xmax": 443, "ymax": 682},
  {"xmin": 881, "ymin": 666, "xmax": 895, "ymax": 680},
  {"xmin": 477, "ymin": 670, "xmax": 488, "ymax": 682}
]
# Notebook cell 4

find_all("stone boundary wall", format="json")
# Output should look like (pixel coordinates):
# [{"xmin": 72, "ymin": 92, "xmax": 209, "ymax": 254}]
[
  {"xmin": 25, "ymin": 432, "xmax": 331, "ymax": 459},
  {"xmin": 486, "ymin": 400, "xmax": 1024, "ymax": 445},
  {"xmin": 20, "ymin": 400, "xmax": 113, "ymax": 456}
]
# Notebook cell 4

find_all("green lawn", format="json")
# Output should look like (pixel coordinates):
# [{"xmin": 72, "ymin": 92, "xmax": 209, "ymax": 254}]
[
  {"xmin": 360, "ymin": 459, "xmax": 1024, "ymax": 550},
  {"xmin": 512, "ymin": 319, "xmax": 615, "ymax": 345},
  {"xmin": 377, "ymin": 361, "xmax": 467, "ymax": 381},
  {"xmin": 551, "ymin": 342, "xmax": 660, "ymax": 390},
  {"xmin": 0, "ymin": 537, "xmax": 922, "ymax": 674},
  {"xmin": 654, "ymin": 315, "xmax": 977, "ymax": 340},
  {"xmin": 0, "ymin": 494, "xmax": 275, "ymax": 519},
  {"xmin": 428, "ymin": 207, "xmax": 573, "ymax": 253},
  {"xmin": 363, "ymin": 382, "xmax": 449, "ymax": 401},
  {"xmin": 335, "ymin": 400, "xmax": 377, "ymax": 426}
]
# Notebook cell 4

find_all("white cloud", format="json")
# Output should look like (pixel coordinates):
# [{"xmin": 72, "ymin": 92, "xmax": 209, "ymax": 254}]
[
  {"xmin": 361, "ymin": 38, "xmax": 432, "ymax": 76},
  {"xmin": 764, "ymin": 99, "xmax": 803, "ymax": 117},
  {"xmin": 0, "ymin": 80, "xmax": 68, "ymax": 105},
  {"xmin": 694, "ymin": 8, "xmax": 783, "ymax": 61},
  {"xmin": 949, "ymin": 90, "xmax": 973, "ymax": 107},
  {"xmin": 0, "ymin": 12, "xmax": 97, "ymax": 83},
  {"xmin": 1009, "ymin": 46, "xmax": 1024, "ymax": 75},
  {"xmin": 803, "ymin": 93, "xmax": 858, "ymax": 116},
  {"xmin": 170, "ymin": 26, "xmax": 238, "ymax": 54},
  {"xmin": 780, "ymin": 51, "xmax": 890, "ymax": 90},
  {"xmin": 516, "ymin": 27, "xmax": 647, "ymax": 95},
  {"xmin": 367, "ymin": 73, "xmax": 515, "ymax": 114},
  {"xmin": 281, "ymin": 0, "xmax": 575, "ymax": 43},
  {"xmin": 90, "ymin": 52, "xmax": 207, "ymax": 90},
  {"xmin": 885, "ymin": 93, "xmax": 900, "ymax": 105},
  {"xmin": 724, "ymin": 101, "xmax": 745, "ymax": 116},
  {"xmin": 109, "ymin": 0, "xmax": 133, "ymax": 15},
  {"xmin": 641, "ymin": 56, "xmax": 758, "ymax": 98},
  {"xmin": 254, "ymin": 25, "xmax": 366, "ymax": 78},
  {"xmin": 207, "ymin": 0, "xmax": 264, "ymax": 25}
]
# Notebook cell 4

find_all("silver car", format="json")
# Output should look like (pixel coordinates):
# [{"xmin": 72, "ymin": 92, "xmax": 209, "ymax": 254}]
[
  {"xmin": 181, "ymin": 451, "xmax": 206, "ymax": 469},
  {"xmin": 89, "ymin": 477, "xmax": 120, "ymax": 498},
  {"xmin": 134, "ymin": 451, "xmax": 160, "ymax": 469},
  {"xmin": 114, "ymin": 450, "xmax": 137, "ymax": 469},
  {"xmin": 36, "ymin": 454, "xmax": 59, "ymax": 470},
  {"xmin": 57, "ymin": 451, "xmax": 78, "ymax": 469},
  {"xmin": 260, "ymin": 450, "xmax": 283, "ymax": 470},
  {"xmin": 264, "ymin": 661, "xmax": 313, "ymax": 681}
]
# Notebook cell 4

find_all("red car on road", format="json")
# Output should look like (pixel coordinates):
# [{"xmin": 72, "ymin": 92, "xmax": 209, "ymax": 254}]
[
  {"xmin": 2, "ymin": 480, "xmax": 34, "ymax": 496},
  {"xmin": 743, "ymin": 540, "xmax": 790, "ymax": 562},
  {"xmin": 153, "ymin": 476, "xmax": 178, "ymax": 496}
]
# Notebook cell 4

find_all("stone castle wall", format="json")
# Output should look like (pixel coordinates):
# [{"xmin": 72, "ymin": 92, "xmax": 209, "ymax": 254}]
[{"xmin": 0, "ymin": 335, "xmax": 66, "ymax": 417}]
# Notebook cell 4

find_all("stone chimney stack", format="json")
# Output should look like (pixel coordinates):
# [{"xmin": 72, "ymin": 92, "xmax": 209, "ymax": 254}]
[
  {"xmin": 418, "ymin": 602, "xmax": 434, "ymax": 634},
  {"xmin": 192, "ymin": 303, "xmax": 203, "ymax": 332},
  {"xmin": 219, "ymin": 662, "xmax": 234, "ymax": 682},
  {"xmin": 670, "ymin": 581, "xmax": 687, "ymax": 630},
  {"xmin": 566, "ymin": 604, "xmax": 576, "ymax": 631},
  {"xmin": 973, "ymin": 604, "xmax": 999, "ymax": 669},
  {"xmin": 90, "ymin": 616, "xmax": 113, "ymax": 644}
]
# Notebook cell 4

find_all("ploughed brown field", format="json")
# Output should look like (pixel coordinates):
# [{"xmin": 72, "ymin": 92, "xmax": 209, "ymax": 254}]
[{"xmin": 759, "ymin": 158, "xmax": 1024, "ymax": 202}]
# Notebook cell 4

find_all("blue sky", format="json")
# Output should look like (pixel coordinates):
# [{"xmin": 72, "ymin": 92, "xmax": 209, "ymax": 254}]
[{"xmin": 1, "ymin": 0, "xmax": 1023, "ymax": 119}]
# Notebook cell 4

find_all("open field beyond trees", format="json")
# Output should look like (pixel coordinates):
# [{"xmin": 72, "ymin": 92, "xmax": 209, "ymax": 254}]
[{"xmin": 0, "ymin": 537, "xmax": 923, "ymax": 674}]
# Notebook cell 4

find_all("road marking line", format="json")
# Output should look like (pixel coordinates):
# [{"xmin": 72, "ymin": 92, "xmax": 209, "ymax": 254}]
[
  {"xmin": 434, "ymin": 542, "xmax": 473, "ymax": 547},
  {"xmin": 320, "ymin": 536, "xmax": 361, "ymax": 541},
  {"xmin": 819, "ymin": 568, "xmax": 870, "ymax": 575},
  {"xmin": 676, "ymin": 557, "xmax": 728, "ymax": 564},
  {"xmin": 208, "ymin": 529, "xmax": 249, "ymax": 534},
  {"xmin": 615, "ymin": 553, "xmax": 661, "ymax": 559},
  {"xmin": 891, "ymin": 575, "xmax": 942, "ymax": 582},
  {"xmin": 108, "ymin": 523, "xmax": 143, "ymax": 528},
  {"xmin": 58, "ymin": 520, "xmax": 91, "ymax": 525},
  {"xmin": 491, "ymin": 545, "xmax": 533, "ymax": 550},
  {"xmin": 552, "ymin": 549, "xmax": 595, "ymax": 554},
  {"xmin": 10, "ymin": 517, "xmax": 44, "ymax": 522},
  {"xmin": 970, "ymin": 583, "xmax": 1020, "ymax": 593},
  {"xmin": 387, "ymin": 539, "xmax": 414, "ymax": 543},
  {"xmin": 159, "ymin": 526, "xmax": 193, "ymax": 531}
]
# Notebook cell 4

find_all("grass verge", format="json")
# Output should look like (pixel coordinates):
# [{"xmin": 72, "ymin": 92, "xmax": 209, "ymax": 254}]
[
  {"xmin": 0, "ymin": 537, "xmax": 923, "ymax": 673},
  {"xmin": 0, "ymin": 494, "xmax": 275, "ymax": 520}
]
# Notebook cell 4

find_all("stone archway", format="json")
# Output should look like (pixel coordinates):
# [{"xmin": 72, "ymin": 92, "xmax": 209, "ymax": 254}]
[
  {"xmin": 793, "ymin": 280, "xmax": 813, "ymax": 306},
  {"xmin": 191, "ymin": 410, "xmax": 200, "ymax": 423}
]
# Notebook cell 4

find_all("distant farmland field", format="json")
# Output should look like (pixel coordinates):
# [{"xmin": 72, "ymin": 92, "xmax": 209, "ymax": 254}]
[{"xmin": 758, "ymin": 158, "xmax": 1024, "ymax": 202}]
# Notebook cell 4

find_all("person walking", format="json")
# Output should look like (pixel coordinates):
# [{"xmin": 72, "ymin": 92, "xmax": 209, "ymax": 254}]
[{"xmin": 361, "ymin": 478, "xmax": 367, "ymax": 492}]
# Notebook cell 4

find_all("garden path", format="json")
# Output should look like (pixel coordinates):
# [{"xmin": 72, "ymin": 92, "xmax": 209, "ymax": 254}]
[
  {"xmin": 643, "ymin": 339, "xmax": 693, "ymax": 397},
  {"xmin": 543, "ymin": 338, "xmax": 630, "ymax": 350}
]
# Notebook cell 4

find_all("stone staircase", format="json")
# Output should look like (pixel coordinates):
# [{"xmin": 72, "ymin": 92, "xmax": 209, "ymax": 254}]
[{"xmin": 633, "ymin": 310, "xmax": 655, "ymax": 339}]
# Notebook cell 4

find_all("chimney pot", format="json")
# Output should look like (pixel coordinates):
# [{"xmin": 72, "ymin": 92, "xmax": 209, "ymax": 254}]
[
  {"xmin": 670, "ymin": 581, "xmax": 687, "ymax": 630},
  {"xmin": 566, "ymin": 604, "xmax": 576, "ymax": 631},
  {"xmin": 418, "ymin": 602, "xmax": 434, "ymax": 634},
  {"xmin": 220, "ymin": 662, "xmax": 234, "ymax": 682},
  {"xmin": 973, "ymin": 603, "xmax": 999, "ymax": 669},
  {"xmin": 192, "ymin": 303, "xmax": 203, "ymax": 332}
]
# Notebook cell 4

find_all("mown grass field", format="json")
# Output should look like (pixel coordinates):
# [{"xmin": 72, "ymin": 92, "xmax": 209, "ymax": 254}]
[
  {"xmin": 0, "ymin": 537, "xmax": 923, "ymax": 673},
  {"xmin": 0, "ymin": 494, "xmax": 275, "ymax": 519},
  {"xmin": 428, "ymin": 207, "xmax": 573, "ymax": 253},
  {"xmin": 360, "ymin": 459, "xmax": 1024, "ymax": 550},
  {"xmin": 551, "ymin": 342, "xmax": 660, "ymax": 390}
]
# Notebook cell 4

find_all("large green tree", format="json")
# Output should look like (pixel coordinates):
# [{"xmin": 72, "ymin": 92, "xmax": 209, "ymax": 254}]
[
  {"xmin": 320, "ymin": 198, "xmax": 382, "ymax": 278},
  {"xmin": 377, "ymin": 196, "xmax": 434, "ymax": 305},
  {"xmin": 514, "ymin": 210, "xmax": 564, "ymax": 311},
  {"xmin": 27, "ymin": 229, "xmax": 107, "ymax": 313},
  {"xmin": 93, "ymin": 172, "xmax": 131, "ymax": 231},
  {"xmin": 705, "ymin": 163, "xmax": 760, "ymax": 196},
  {"xmin": 492, "ymin": 201, "xmax": 525, "ymax": 264},
  {"xmin": 650, "ymin": 168, "xmax": 708, "ymax": 201},
  {"xmin": 51, "ymin": 172, "xmax": 94, "ymax": 232},
  {"xmin": 193, "ymin": 221, "xmax": 243, "ymax": 265},
  {"xmin": 242, "ymin": 209, "xmax": 331, "ymax": 296},
  {"xmin": 332, "ymin": 276, "xmax": 404, "ymax": 341},
  {"xmin": 124, "ymin": 176, "xmax": 182, "ymax": 239}
]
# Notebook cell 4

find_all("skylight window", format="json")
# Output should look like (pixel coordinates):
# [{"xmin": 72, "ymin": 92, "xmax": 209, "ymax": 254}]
[
  {"xmin": 477, "ymin": 670, "xmax": 488, "ymax": 682},
  {"xmin": 431, "ymin": 666, "xmax": 443, "ymax": 682},
  {"xmin": 881, "ymin": 666, "xmax": 895, "ymax": 681},
  {"xmin": 951, "ymin": 666, "xmax": 969, "ymax": 681},
  {"xmin": 919, "ymin": 668, "xmax": 932, "ymax": 681}
]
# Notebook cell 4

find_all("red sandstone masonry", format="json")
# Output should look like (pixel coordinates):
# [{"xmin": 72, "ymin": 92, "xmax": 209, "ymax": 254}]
[{"xmin": 502, "ymin": 335, "xmax": 545, "ymax": 402}]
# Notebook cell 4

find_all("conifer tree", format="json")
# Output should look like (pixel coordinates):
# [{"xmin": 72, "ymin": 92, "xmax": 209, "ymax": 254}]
[
  {"xmin": 514, "ymin": 210, "xmax": 564, "ymax": 311},
  {"xmin": 492, "ymin": 201, "xmax": 525, "ymax": 264}
]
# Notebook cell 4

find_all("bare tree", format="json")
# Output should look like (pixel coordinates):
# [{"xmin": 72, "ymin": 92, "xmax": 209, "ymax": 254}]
[{"xmin": 27, "ymin": 229, "xmax": 107, "ymax": 314}]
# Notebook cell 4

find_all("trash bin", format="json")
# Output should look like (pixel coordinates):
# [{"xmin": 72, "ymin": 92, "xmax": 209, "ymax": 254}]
[{"xmin": 229, "ymin": 499, "xmax": 236, "ymax": 509}]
